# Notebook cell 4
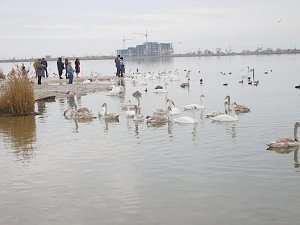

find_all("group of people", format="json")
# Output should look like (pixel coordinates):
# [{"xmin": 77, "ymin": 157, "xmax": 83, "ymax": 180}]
[
  {"xmin": 33, "ymin": 54, "xmax": 126, "ymax": 85},
  {"xmin": 114, "ymin": 55, "xmax": 125, "ymax": 77},
  {"xmin": 57, "ymin": 58, "xmax": 81, "ymax": 84},
  {"xmin": 32, "ymin": 57, "xmax": 80, "ymax": 85}
]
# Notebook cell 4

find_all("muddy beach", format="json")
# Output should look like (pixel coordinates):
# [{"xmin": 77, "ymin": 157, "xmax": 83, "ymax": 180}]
[{"xmin": 1, "ymin": 75, "xmax": 120, "ymax": 101}]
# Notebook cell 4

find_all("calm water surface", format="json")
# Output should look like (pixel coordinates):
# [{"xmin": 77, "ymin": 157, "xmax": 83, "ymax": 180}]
[{"xmin": 1, "ymin": 55, "xmax": 300, "ymax": 225}]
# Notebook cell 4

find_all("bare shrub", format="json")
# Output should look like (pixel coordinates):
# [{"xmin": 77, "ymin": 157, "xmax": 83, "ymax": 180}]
[{"xmin": 0, "ymin": 66, "xmax": 35, "ymax": 115}]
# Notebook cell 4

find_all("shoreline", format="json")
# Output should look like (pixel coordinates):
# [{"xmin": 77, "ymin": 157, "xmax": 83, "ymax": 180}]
[
  {"xmin": 1, "ymin": 50, "xmax": 300, "ymax": 63},
  {"xmin": 1, "ymin": 75, "xmax": 118, "ymax": 101}
]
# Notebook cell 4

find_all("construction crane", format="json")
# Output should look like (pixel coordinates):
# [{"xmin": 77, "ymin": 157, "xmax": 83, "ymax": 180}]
[
  {"xmin": 122, "ymin": 36, "xmax": 134, "ymax": 49},
  {"xmin": 132, "ymin": 30, "xmax": 148, "ymax": 43}
]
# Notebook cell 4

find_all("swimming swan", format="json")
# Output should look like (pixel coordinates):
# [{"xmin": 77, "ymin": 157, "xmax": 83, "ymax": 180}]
[
  {"xmin": 267, "ymin": 122, "xmax": 300, "ymax": 148},
  {"xmin": 183, "ymin": 94, "xmax": 205, "ymax": 110},
  {"xmin": 146, "ymin": 106, "xmax": 171, "ymax": 124},
  {"xmin": 205, "ymin": 102, "xmax": 229, "ymax": 118},
  {"xmin": 211, "ymin": 102, "xmax": 238, "ymax": 122},
  {"xmin": 224, "ymin": 95, "xmax": 250, "ymax": 113},
  {"xmin": 173, "ymin": 106, "xmax": 198, "ymax": 124},
  {"xmin": 98, "ymin": 103, "xmax": 119, "ymax": 121},
  {"xmin": 64, "ymin": 103, "xmax": 95, "ymax": 121},
  {"xmin": 154, "ymin": 82, "xmax": 168, "ymax": 93},
  {"xmin": 106, "ymin": 85, "xmax": 125, "ymax": 96}
]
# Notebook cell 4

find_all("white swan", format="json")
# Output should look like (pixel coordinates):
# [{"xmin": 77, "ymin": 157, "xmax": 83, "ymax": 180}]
[
  {"xmin": 124, "ymin": 102, "xmax": 136, "ymax": 118},
  {"xmin": 211, "ymin": 102, "xmax": 238, "ymax": 122},
  {"xmin": 106, "ymin": 85, "xmax": 125, "ymax": 96},
  {"xmin": 153, "ymin": 82, "xmax": 168, "ymax": 93},
  {"xmin": 169, "ymin": 70, "xmax": 179, "ymax": 81},
  {"xmin": 98, "ymin": 103, "xmax": 119, "ymax": 121},
  {"xmin": 183, "ymin": 94, "xmax": 205, "ymax": 110},
  {"xmin": 267, "ymin": 122, "xmax": 300, "ymax": 148},
  {"xmin": 173, "ymin": 106, "xmax": 198, "ymax": 124},
  {"xmin": 180, "ymin": 78, "xmax": 190, "ymax": 88},
  {"xmin": 205, "ymin": 102, "xmax": 229, "ymax": 118},
  {"xmin": 166, "ymin": 98, "xmax": 180, "ymax": 115}
]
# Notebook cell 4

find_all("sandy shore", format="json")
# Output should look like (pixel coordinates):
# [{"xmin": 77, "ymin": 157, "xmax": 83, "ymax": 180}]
[{"xmin": 0, "ymin": 75, "xmax": 120, "ymax": 101}]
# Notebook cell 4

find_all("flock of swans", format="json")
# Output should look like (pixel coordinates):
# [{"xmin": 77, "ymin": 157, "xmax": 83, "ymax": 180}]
[{"xmin": 63, "ymin": 68, "xmax": 299, "ymax": 151}]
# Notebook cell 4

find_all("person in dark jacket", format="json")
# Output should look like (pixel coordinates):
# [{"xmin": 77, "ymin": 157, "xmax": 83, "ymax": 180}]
[
  {"xmin": 41, "ymin": 58, "xmax": 48, "ymax": 77},
  {"xmin": 114, "ymin": 55, "xmax": 120, "ymax": 77},
  {"xmin": 65, "ymin": 58, "xmax": 69, "ymax": 79},
  {"xmin": 75, "ymin": 58, "xmax": 80, "ymax": 77},
  {"xmin": 57, "ymin": 57, "xmax": 64, "ymax": 79}
]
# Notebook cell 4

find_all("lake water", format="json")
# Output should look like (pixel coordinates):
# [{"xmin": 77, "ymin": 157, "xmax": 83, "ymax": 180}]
[{"xmin": 1, "ymin": 55, "xmax": 300, "ymax": 225}]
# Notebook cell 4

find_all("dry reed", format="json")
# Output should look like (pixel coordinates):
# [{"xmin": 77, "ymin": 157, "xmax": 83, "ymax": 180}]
[
  {"xmin": 0, "ymin": 66, "xmax": 35, "ymax": 115},
  {"xmin": 0, "ymin": 68, "xmax": 4, "ymax": 79}
]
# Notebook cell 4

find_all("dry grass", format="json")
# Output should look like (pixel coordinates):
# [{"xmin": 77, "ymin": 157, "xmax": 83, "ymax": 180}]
[
  {"xmin": 0, "ymin": 66, "xmax": 35, "ymax": 115},
  {"xmin": 0, "ymin": 67, "xmax": 4, "ymax": 79}
]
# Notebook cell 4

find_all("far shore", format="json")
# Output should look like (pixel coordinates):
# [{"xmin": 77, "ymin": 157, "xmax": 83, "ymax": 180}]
[{"xmin": 1, "ymin": 50, "xmax": 300, "ymax": 63}]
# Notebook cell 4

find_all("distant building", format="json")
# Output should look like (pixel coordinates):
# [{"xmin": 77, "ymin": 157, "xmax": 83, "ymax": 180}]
[
  {"xmin": 116, "ymin": 41, "xmax": 173, "ymax": 57},
  {"xmin": 116, "ymin": 49, "xmax": 129, "ymax": 57}
]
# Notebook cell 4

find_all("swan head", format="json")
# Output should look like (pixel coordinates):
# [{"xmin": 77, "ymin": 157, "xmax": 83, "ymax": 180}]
[
  {"xmin": 132, "ymin": 91, "xmax": 142, "ymax": 99},
  {"xmin": 224, "ymin": 95, "xmax": 230, "ymax": 100},
  {"xmin": 166, "ymin": 98, "xmax": 175, "ymax": 106}
]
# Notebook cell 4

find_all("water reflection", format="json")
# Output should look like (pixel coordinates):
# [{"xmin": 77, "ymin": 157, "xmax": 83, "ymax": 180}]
[
  {"xmin": 268, "ymin": 147, "xmax": 299, "ymax": 168},
  {"xmin": 99, "ymin": 117, "xmax": 120, "ymax": 132},
  {"xmin": 36, "ymin": 100, "xmax": 46, "ymax": 114},
  {"xmin": 0, "ymin": 116, "xmax": 36, "ymax": 161}
]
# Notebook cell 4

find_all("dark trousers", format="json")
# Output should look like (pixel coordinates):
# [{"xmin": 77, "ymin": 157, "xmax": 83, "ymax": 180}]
[
  {"xmin": 44, "ymin": 68, "xmax": 48, "ymax": 77},
  {"xmin": 58, "ymin": 70, "xmax": 63, "ymax": 79},
  {"xmin": 68, "ymin": 74, "xmax": 74, "ymax": 84},
  {"xmin": 37, "ymin": 76, "xmax": 42, "ymax": 85}
]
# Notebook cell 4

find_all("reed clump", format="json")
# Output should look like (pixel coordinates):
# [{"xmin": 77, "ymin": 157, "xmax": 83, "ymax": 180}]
[
  {"xmin": 0, "ymin": 66, "xmax": 35, "ymax": 115},
  {"xmin": 0, "ymin": 68, "xmax": 5, "ymax": 79}
]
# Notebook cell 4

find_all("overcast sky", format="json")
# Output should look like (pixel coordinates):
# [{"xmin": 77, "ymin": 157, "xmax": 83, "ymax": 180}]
[{"xmin": 0, "ymin": 0, "xmax": 299, "ymax": 59}]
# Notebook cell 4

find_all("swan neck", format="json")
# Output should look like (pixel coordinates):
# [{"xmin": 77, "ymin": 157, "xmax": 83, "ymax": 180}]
[
  {"xmin": 230, "ymin": 104, "xmax": 237, "ymax": 117},
  {"xmin": 294, "ymin": 124, "xmax": 298, "ymax": 141},
  {"xmin": 137, "ymin": 97, "xmax": 140, "ymax": 107}
]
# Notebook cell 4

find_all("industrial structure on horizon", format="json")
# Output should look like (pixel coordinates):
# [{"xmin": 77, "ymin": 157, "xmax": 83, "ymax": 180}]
[{"xmin": 116, "ymin": 42, "xmax": 174, "ymax": 57}]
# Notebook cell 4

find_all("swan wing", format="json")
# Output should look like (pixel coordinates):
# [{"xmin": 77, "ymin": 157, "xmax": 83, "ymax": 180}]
[
  {"xmin": 173, "ymin": 116, "xmax": 197, "ymax": 124},
  {"xmin": 267, "ymin": 138, "xmax": 299, "ymax": 148},
  {"xmin": 211, "ymin": 114, "xmax": 238, "ymax": 122},
  {"xmin": 183, "ymin": 104, "xmax": 204, "ymax": 110}
]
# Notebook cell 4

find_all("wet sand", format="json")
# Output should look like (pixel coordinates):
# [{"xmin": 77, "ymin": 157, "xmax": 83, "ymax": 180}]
[{"xmin": 0, "ymin": 75, "xmax": 120, "ymax": 101}]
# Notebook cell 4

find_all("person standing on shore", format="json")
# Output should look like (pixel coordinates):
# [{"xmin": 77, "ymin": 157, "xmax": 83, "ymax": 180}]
[
  {"xmin": 57, "ymin": 57, "xmax": 64, "ymax": 79},
  {"xmin": 75, "ymin": 58, "xmax": 80, "ymax": 77},
  {"xmin": 41, "ymin": 58, "xmax": 48, "ymax": 77},
  {"xmin": 119, "ymin": 57, "xmax": 125, "ymax": 77},
  {"xmin": 65, "ymin": 58, "xmax": 69, "ymax": 79},
  {"xmin": 114, "ymin": 54, "xmax": 120, "ymax": 76},
  {"xmin": 36, "ymin": 58, "xmax": 45, "ymax": 85},
  {"xmin": 32, "ymin": 59, "xmax": 38, "ymax": 77},
  {"xmin": 67, "ymin": 62, "xmax": 75, "ymax": 84}
]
